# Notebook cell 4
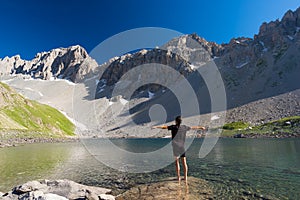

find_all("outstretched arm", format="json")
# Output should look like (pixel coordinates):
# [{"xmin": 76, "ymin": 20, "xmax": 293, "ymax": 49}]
[
  {"xmin": 190, "ymin": 126, "xmax": 206, "ymax": 130},
  {"xmin": 152, "ymin": 125, "xmax": 168, "ymax": 129}
]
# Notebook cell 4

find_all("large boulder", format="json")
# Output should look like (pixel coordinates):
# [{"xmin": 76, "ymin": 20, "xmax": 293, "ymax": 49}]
[
  {"xmin": 1, "ymin": 179, "xmax": 115, "ymax": 200},
  {"xmin": 115, "ymin": 177, "xmax": 213, "ymax": 200}
]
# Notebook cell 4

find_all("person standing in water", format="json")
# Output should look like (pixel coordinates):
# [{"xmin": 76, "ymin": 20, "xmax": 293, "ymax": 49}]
[{"xmin": 152, "ymin": 116, "xmax": 206, "ymax": 185}]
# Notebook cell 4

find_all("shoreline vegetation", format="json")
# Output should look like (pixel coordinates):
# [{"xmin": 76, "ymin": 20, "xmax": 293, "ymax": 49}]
[
  {"xmin": 1, "ymin": 116, "xmax": 299, "ymax": 148},
  {"xmin": 0, "ymin": 82, "xmax": 77, "ymax": 147},
  {"xmin": 220, "ymin": 115, "xmax": 300, "ymax": 138}
]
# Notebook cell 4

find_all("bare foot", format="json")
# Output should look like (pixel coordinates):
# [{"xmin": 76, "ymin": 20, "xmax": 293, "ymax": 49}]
[
  {"xmin": 183, "ymin": 177, "xmax": 188, "ymax": 186},
  {"xmin": 177, "ymin": 177, "xmax": 181, "ymax": 185}
]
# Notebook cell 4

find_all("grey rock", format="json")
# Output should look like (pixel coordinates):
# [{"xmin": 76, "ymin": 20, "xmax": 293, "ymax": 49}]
[
  {"xmin": 43, "ymin": 193, "xmax": 68, "ymax": 200},
  {"xmin": 4, "ymin": 179, "xmax": 114, "ymax": 200},
  {"xmin": 115, "ymin": 176, "xmax": 213, "ymax": 200},
  {"xmin": 99, "ymin": 194, "xmax": 116, "ymax": 200},
  {"xmin": 13, "ymin": 181, "xmax": 47, "ymax": 194}
]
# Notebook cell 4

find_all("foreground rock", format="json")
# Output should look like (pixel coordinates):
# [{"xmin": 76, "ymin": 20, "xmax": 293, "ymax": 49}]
[
  {"xmin": 1, "ymin": 179, "xmax": 115, "ymax": 200},
  {"xmin": 115, "ymin": 177, "xmax": 213, "ymax": 200}
]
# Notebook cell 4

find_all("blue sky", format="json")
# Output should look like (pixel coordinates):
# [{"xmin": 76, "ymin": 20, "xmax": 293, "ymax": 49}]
[{"xmin": 0, "ymin": 0, "xmax": 299, "ymax": 60}]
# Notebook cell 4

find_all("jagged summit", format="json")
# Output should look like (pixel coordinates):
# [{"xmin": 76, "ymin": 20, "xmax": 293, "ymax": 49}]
[{"xmin": 0, "ymin": 45, "xmax": 98, "ymax": 82}]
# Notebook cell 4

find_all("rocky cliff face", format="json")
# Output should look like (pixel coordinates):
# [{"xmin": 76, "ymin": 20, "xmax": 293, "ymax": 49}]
[
  {"xmin": 100, "ymin": 48, "xmax": 193, "ymax": 87},
  {"xmin": 0, "ymin": 45, "xmax": 98, "ymax": 82},
  {"xmin": 95, "ymin": 7, "xmax": 300, "ymax": 125}
]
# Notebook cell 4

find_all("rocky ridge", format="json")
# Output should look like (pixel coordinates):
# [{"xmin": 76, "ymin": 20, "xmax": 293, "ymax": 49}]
[
  {"xmin": 97, "ymin": 7, "xmax": 300, "ymax": 102},
  {"xmin": 0, "ymin": 45, "xmax": 98, "ymax": 82}
]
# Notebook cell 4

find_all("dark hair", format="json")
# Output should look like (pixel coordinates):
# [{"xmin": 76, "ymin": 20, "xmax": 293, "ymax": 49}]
[{"xmin": 175, "ymin": 116, "xmax": 182, "ymax": 125}]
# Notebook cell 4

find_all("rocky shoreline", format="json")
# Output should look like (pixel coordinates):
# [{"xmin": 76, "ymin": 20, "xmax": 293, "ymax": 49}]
[
  {"xmin": 231, "ymin": 132, "xmax": 300, "ymax": 138},
  {"xmin": 1, "ymin": 132, "xmax": 299, "ymax": 148},
  {"xmin": 0, "ymin": 177, "xmax": 215, "ymax": 200},
  {"xmin": 0, "ymin": 137, "xmax": 79, "ymax": 148},
  {"xmin": 1, "ymin": 177, "xmax": 281, "ymax": 200},
  {"xmin": 1, "ymin": 126, "xmax": 299, "ymax": 148}
]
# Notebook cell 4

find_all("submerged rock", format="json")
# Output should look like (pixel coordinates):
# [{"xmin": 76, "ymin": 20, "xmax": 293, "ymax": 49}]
[{"xmin": 115, "ymin": 177, "xmax": 213, "ymax": 200}]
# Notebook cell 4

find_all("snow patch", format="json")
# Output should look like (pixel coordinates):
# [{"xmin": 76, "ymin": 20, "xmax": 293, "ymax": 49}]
[
  {"xmin": 148, "ymin": 91, "xmax": 155, "ymax": 99},
  {"xmin": 83, "ymin": 75, "xmax": 99, "ymax": 83},
  {"xmin": 25, "ymin": 87, "xmax": 34, "ymax": 91},
  {"xmin": 236, "ymin": 62, "xmax": 248, "ymax": 69},
  {"xmin": 59, "ymin": 79, "xmax": 76, "ymax": 86},
  {"xmin": 139, "ymin": 49, "xmax": 148, "ymax": 55},
  {"xmin": 1, "ymin": 79, "xmax": 13, "ymax": 84},
  {"xmin": 287, "ymin": 35, "xmax": 294, "ymax": 40},
  {"xmin": 97, "ymin": 79, "xmax": 107, "ymax": 88},
  {"xmin": 259, "ymin": 41, "xmax": 268, "ymax": 52},
  {"xmin": 108, "ymin": 96, "xmax": 129, "ymax": 106},
  {"xmin": 60, "ymin": 111, "xmax": 87, "ymax": 131},
  {"xmin": 119, "ymin": 54, "xmax": 131, "ymax": 63},
  {"xmin": 97, "ymin": 89, "xmax": 104, "ymax": 93},
  {"xmin": 120, "ymin": 98, "xmax": 128, "ymax": 105},
  {"xmin": 25, "ymin": 87, "xmax": 44, "ymax": 96},
  {"xmin": 190, "ymin": 64, "xmax": 196, "ymax": 70},
  {"xmin": 259, "ymin": 41, "xmax": 265, "ymax": 47},
  {"xmin": 211, "ymin": 115, "xmax": 220, "ymax": 121},
  {"xmin": 46, "ymin": 78, "xmax": 76, "ymax": 86}
]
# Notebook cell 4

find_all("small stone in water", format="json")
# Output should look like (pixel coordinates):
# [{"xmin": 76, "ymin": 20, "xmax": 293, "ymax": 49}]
[
  {"xmin": 237, "ymin": 179, "xmax": 244, "ymax": 183},
  {"xmin": 242, "ymin": 190, "xmax": 252, "ymax": 196},
  {"xmin": 254, "ymin": 193, "xmax": 264, "ymax": 198}
]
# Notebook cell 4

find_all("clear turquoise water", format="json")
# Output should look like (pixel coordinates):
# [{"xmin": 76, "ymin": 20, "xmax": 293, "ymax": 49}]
[{"xmin": 0, "ymin": 138, "xmax": 299, "ymax": 199}]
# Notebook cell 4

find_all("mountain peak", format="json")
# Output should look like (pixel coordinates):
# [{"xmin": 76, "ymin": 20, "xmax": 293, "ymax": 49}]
[
  {"xmin": 0, "ymin": 45, "xmax": 98, "ymax": 82},
  {"xmin": 281, "ymin": 7, "xmax": 300, "ymax": 22},
  {"xmin": 257, "ymin": 7, "xmax": 300, "ymax": 38}
]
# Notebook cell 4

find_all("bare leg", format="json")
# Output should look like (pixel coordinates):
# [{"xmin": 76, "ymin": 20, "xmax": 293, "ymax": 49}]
[
  {"xmin": 175, "ymin": 156, "xmax": 180, "ymax": 183},
  {"xmin": 181, "ymin": 157, "xmax": 188, "ymax": 185}
]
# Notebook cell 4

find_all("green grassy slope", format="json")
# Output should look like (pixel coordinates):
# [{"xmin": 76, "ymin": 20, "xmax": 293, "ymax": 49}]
[
  {"xmin": 221, "ymin": 116, "xmax": 300, "ymax": 137},
  {"xmin": 0, "ymin": 82, "xmax": 75, "ymax": 138}
]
